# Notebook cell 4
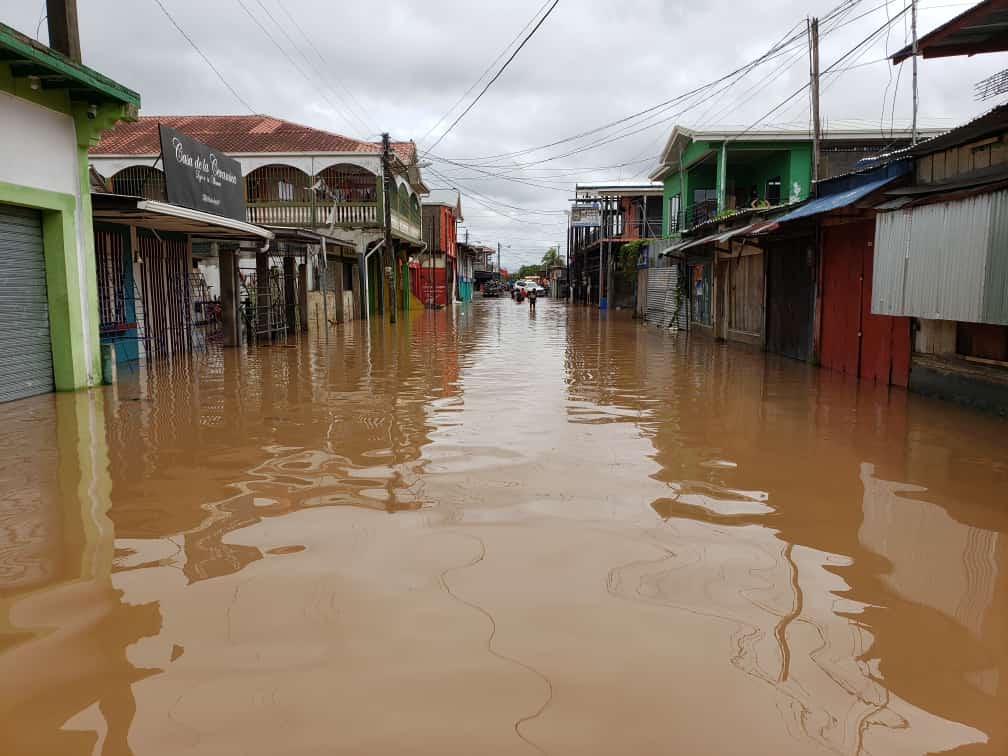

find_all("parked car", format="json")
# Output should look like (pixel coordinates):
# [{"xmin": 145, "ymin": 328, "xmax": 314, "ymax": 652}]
[{"xmin": 515, "ymin": 280, "xmax": 546, "ymax": 297}]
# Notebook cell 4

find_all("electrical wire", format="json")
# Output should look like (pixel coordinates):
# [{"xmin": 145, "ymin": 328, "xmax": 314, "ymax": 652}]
[
  {"xmin": 150, "ymin": 0, "xmax": 256, "ymax": 112},
  {"xmin": 234, "ymin": 0, "xmax": 365, "ymax": 137},
  {"xmin": 252, "ymin": 0, "xmax": 373, "ymax": 137},
  {"xmin": 273, "ymin": 0, "xmax": 379, "ymax": 137},
  {"xmin": 422, "ymin": 0, "xmax": 562, "ymax": 156},
  {"xmin": 418, "ymin": 0, "xmax": 555, "ymax": 149}
]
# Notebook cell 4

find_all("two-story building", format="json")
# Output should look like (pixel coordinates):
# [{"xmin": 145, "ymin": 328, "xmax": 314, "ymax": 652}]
[
  {"xmin": 89, "ymin": 115, "xmax": 428, "ymax": 324},
  {"xmin": 418, "ymin": 189, "xmax": 462, "ymax": 307},
  {"xmin": 568, "ymin": 182, "xmax": 664, "ymax": 309},
  {"xmin": 646, "ymin": 127, "xmax": 934, "ymax": 350}
]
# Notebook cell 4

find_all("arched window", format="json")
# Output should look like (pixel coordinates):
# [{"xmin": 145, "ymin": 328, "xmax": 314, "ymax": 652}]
[
  {"xmin": 245, "ymin": 164, "xmax": 313, "ymax": 204},
  {"xmin": 315, "ymin": 163, "xmax": 379, "ymax": 204},
  {"xmin": 110, "ymin": 166, "xmax": 166, "ymax": 201}
]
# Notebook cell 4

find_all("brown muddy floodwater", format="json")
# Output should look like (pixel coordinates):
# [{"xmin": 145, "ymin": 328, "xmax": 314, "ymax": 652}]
[{"xmin": 1, "ymin": 299, "xmax": 1006, "ymax": 755}]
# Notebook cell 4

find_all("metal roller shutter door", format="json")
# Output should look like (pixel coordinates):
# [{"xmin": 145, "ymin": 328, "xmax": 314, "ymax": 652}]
[
  {"xmin": 645, "ymin": 267, "xmax": 686, "ymax": 330},
  {"xmin": 0, "ymin": 205, "xmax": 54, "ymax": 402}
]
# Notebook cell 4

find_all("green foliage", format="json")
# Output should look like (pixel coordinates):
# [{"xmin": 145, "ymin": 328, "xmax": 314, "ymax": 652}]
[
  {"xmin": 541, "ymin": 246, "xmax": 561, "ymax": 268},
  {"xmin": 616, "ymin": 240, "xmax": 644, "ymax": 278}
]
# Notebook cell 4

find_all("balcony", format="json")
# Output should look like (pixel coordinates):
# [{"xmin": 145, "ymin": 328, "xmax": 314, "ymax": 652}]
[{"xmin": 245, "ymin": 201, "xmax": 379, "ymax": 229}]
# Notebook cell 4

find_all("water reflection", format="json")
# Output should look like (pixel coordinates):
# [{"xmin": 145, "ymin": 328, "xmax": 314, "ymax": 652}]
[
  {"xmin": 566, "ymin": 307, "xmax": 1007, "ymax": 753},
  {"xmin": 0, "ymin": 392, "xmax": 160, "ymax": 755},
  {"xmin": 0, "ymin": 302, "xmax": 1003, "ymax": 754}
]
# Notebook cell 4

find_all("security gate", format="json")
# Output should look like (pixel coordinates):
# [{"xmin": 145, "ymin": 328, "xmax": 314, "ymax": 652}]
[
  {"xmin": 0, "ymin": 205, "xmax": 54, "ymax": 402},
  {"xmin": 645, "ymin": 266, "xmax": 686, "ymax": 331}
]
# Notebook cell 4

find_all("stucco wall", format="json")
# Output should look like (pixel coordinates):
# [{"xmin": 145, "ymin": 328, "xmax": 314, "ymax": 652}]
[{"xmin": 0, "ymin": 91, "xmax": 79, "ymax": 196}]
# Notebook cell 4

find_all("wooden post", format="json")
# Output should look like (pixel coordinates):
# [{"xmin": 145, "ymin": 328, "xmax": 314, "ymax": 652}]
[
  {"xmin": 298, "ymin": 262, "xmax": 308, "ymax": 331},
  {"xmin": 809, "ymin": 17, "xmax": 822, "ymax": 185},
  {"xmin": 283, "ymin": 255, "xmax": 296, "ymax": 333},
  {"xmin": 46, "ymin": 0, "xmax": 81, "ymax": 62},
  {"xmin": 218, "ymin": 244, "xmax": 239, "ymax": 347}
]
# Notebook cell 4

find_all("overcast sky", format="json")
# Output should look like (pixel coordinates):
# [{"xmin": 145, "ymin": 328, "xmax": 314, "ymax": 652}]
[{"xmin": 7, "ymin": 0, "xmax": 1004, "ymax": 270}]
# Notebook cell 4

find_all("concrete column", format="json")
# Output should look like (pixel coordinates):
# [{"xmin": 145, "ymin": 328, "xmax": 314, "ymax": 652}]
[
  {"xmin": 256, "ymin": 251, "xmax": 270, "ymax": 340},
  {"xmin": 218, "ymin": 244, "xmax": 239, "ymax": 347},
  {"xmin": 283, "ymin": 255, "xmax": 297, "ymax": 334}
]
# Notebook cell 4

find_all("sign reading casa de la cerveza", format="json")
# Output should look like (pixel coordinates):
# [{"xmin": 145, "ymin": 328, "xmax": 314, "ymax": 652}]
[{"xmin": 158, "ymin": 124, "xmax": 244, "ymax": 221}]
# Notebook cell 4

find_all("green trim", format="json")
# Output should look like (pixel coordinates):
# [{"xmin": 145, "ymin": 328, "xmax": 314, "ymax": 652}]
[
  {"xmin": 0, "ymin": 22, "xmax": 140, "ymax": 108},
  {"xmin": 0, "ymin": 180, "xmax": 97, "ymax": 391}
]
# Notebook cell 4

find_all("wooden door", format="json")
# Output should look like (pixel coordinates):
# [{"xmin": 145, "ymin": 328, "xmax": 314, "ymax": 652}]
[
  {"xmin": 766, "ymin": 239, "xmax": 815, "ymax": 362},
  {"xmin": 820, "ymin": 225, "xmax": 865, "ymax": 376}
]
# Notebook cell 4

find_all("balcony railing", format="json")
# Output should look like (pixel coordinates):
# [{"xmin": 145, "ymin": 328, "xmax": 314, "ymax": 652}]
[
  {"xmin": 680, "ymin": 199, "xmax": 718, "ymax": 230},
  {"xmin": 245, "ymin": 201, "xmax": 421, "ymax": 240}
]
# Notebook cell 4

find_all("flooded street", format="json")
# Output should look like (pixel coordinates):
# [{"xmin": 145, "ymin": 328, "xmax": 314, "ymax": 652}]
[{"xmin": 1, "ymin": 298, "xmax": 1006, "ymax": 755}]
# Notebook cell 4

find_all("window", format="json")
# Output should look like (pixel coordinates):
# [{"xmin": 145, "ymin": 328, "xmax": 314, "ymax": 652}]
[
  {"xmin": 766, "ymin": 176, "xmax": 782, "ymax": 205},
  {"xmin": 277, "ymin": 180, "xmax": 294, "ymax": 202},
  {"xmin": 667, "ymin": 194, "xmax": 681, "ymax": 233}
]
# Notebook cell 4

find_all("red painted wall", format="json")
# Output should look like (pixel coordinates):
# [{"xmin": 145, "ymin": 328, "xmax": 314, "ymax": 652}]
[{"xmin": 820, "ymin": 221, "xmax": 910, "ymax": 387}]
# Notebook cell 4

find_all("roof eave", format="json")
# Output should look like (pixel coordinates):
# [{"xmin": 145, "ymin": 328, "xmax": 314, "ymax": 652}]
[{"xmin": 0, "ymin": 22, "xmax": 139, "ymax": 109}]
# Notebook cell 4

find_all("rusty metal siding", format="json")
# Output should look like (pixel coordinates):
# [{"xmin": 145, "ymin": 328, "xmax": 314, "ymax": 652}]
[{"xmin": 873, "ymin": 190, "xmax": 1008, "ymax": 324}]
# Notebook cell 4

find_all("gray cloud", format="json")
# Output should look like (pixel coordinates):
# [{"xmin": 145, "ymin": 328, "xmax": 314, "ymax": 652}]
[{"xmin": 6, "ymin": 0, "xmax": 1002, "ymax": 269}]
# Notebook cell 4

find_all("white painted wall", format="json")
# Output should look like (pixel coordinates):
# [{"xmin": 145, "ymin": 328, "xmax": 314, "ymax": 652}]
[
  {"xmin": 0, "ymin": 91, "xmax": 79, "ymax": 196},
  {"xmin": 1, "ymin": 90, "xmax": 96, "ymax": 384},
  {"xmin": 90, "ymin": 153, "xmax": 382, "ymax": 179}
]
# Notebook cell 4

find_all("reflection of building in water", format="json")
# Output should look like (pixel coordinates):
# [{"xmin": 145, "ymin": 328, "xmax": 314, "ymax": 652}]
[
  {"xmin": 859, "ymin": 463, "xmax": 999, "ymax": 642},
  {"xmin": 103, "ymin": 312, "xmax": 467, "ymax": 585},
  {"xmin": 0, "ymin": 393, "xmax": 161, "ymax": 756},
  {"xmin": 857, "ymin": 462, "xmax": 1006, "ymax": 751}
]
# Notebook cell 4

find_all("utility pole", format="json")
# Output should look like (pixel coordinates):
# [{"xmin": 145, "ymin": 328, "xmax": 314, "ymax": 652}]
[
  {"xmin": 47, "ymin": 0, "xmax": 81, "ymax": 62},
  {"xmin": 911, "ymin": 0, "xmax": 919, "ymax": 144},
  {"xmin": 381, "ymin": 132, "xmax": 396, "ymax": 324},
  {"xmin": 809, "ymin": 17, "xmax": 822, "ymax": 186},
  {"xmin": 497, "ymin": 242, "xmax": 501, "ymax": 280}
]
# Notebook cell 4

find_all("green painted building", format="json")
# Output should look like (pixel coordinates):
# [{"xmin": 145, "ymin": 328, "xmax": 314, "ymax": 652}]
[
  {"xmin": 0, "ymin": 22, "xmax": 138, "ymax": 402},
  {"xmin": 649, "ymin": 127, "xmax": 921, "ymax": 236}
]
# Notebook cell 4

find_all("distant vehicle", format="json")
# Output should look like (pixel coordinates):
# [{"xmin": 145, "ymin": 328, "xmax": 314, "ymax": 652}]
[
  {"xmin": 515, "ymin": 280, "xmax": 546, "ymax": 297},
  {"xmin": 482, "ymin": 282, "xmax": 502, "ymax": 298}
]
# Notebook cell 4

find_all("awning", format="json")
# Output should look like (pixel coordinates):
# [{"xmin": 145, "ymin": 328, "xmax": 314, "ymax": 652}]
[
  {"xmin": 771, "ymin": 176, "xmax": 897, "ymax": 224},
  {"xmin": 92, "ymin": 194, "xmax": 273, "ymax": 240},
  {"xmin": 264, "ymin": 226, "xmax": 357, "ymax": 253}
]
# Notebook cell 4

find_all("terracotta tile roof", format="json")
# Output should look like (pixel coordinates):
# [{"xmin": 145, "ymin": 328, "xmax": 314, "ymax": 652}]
[{"xmin": 91, "ymin": 115, "xmax": 415, "ymax": 164}]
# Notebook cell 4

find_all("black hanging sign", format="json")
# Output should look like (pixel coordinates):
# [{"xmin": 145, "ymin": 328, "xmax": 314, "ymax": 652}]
[{"xmin": 158, "ymin": 124, "xmax": 244, "ymax": 221}]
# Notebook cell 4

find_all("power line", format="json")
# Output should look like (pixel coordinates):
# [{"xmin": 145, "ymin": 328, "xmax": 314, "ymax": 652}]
[
  {"xmin": 273, "ymin": 0, "xmax": 379, "ymax": 137},
  {"xmin": 419, "ymin": 0, "xmax": 554, "ymax": 149},
  {"xmin": 150, "ymin": 0, "xmax": 256, "ymax": 112},
  {"xmin": 233, "ymin": 0, "xmax": 365, "ymax": 137},
  {"xmin": 252, "ymin": 0, "xmax": 373, "ymax": 137},
  {"xmin": 422, "ymin": 0, "xmax": 562, "ymax": 156}
]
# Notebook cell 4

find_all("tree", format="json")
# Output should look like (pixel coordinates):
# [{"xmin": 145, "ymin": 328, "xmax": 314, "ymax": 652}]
[{"xmin": 541, "ymin": 247, "xmax": 561, "ymax": 269}]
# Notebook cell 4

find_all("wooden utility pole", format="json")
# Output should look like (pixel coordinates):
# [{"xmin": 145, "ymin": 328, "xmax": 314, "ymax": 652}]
[
  {"xmin": 47, "ymin": 0, "xmax": 81, "ymax": 62},
  {"xmin": 809, "ymin": 17, "xmax": 822, "ymax": 186},
  {"xmin": 381, "ymin": 132, "xmax": 396, "ymax": 324}
]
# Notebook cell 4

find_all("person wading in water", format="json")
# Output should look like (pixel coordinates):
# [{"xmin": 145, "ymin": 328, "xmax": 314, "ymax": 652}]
[{"xmin": 528, "ymin": 288, "xmax": 537, "ymax": 312}]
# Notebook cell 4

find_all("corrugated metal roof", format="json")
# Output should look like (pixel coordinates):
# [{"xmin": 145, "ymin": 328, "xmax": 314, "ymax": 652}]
[
  {"xmin": 873, "ymin": 190, "xmax": 1008, "ymax": 324},
  {"xmin": 891, "ymin": 0, "xmax": 1008, "ymax": 63},
  {"xmin": 773, "ymin": 175, "xmax": 898, "ymax": 224}
]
